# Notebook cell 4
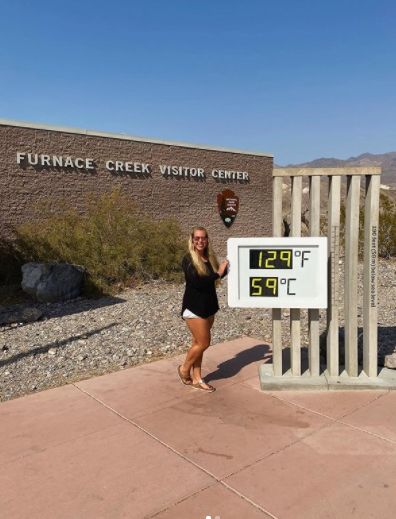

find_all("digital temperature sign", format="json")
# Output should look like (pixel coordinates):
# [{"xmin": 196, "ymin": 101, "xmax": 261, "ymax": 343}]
[{"xmin": 227, "ymin": 237, "xmax": 327, "ymax": 308}]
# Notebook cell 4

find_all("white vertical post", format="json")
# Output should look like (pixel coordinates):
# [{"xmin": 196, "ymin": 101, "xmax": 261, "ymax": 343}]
[
  {"xmin": 344, "ymin": 175, "xmax": 361, "ymax": 376},
  {"xmin": 290, "ymin": 176, "xmax": 302, "ymax": 375},
  {"xmin": 308, "ymin": 175, "xmax": 321, "ymax": 376},
  {"xmin": 363, "ymin": 174, "xmax": 380, "ymax": 377},
  {"xmin": 272, "ymin": 176, "xmax": 283, "ymax": 376},
  {"xmin": 327, "ymin": 175, "xmax": 341, "ymax": 377}
]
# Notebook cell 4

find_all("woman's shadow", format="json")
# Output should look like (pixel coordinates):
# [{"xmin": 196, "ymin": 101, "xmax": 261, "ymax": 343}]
[{"xmin": 204, "ymin": 343, "xmax": 271, "ymax": 382}]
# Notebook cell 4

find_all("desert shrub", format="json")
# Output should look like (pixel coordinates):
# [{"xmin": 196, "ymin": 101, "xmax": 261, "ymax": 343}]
[
  {"xmin": 0, "ymin": 238, "xmax": 25, "ymax": 285},
  {"xmin": 340, "ymin": 192, "xmax": 396, "ymax": 258},
  {"xmin": 14, "ymin": 190, "xmax": 186, "ymax": 294},
  {"xmin": 291, "ymin": 190, "xmax": 396, "ymax": 259},
  {"xmin": 378, "ymin": 193, "xmax": 396, "ymax": 258}
]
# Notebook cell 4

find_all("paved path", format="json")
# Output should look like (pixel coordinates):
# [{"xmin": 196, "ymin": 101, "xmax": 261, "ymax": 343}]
[{"xmin": 1, "ymin": 337, "xmax": 395, "ymax": 519}]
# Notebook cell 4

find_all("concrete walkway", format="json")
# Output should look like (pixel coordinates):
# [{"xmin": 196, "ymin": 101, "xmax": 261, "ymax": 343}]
[{"xmin": 1, "ymin": 337, "xmax": 396, "ymax": 519}]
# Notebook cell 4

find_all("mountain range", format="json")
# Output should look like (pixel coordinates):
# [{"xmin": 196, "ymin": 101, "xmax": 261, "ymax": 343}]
[{"xmin": 280, "ymin": 151, "xmax": 396, "ymax": 186}]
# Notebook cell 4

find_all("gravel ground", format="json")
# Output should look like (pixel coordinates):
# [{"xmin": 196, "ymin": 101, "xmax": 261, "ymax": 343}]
[{"xmin": 0, "ymin": 259, "xmax": 395, "ymax": 402}]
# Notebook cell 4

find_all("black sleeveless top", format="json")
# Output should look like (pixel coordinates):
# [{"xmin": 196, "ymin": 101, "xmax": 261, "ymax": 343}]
[{"xmin": 181, "ymin": 254, "xmax": 220, "ymax": 318}]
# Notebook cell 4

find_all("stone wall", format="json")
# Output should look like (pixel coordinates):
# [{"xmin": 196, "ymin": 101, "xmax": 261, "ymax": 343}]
[{"xmin": 0, "ymin": 121, "xmax": 273, "ymax": 256}]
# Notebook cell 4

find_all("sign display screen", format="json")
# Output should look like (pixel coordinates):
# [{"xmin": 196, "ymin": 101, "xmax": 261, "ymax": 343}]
[
  {"xmin": 227, "ymin": 237, "xmax": 328, "ymax": 309},
  {"xmin": 250, "ymin": 276, "xmax": 279, "ymax": 297},
  {"xmin": 249, "ymin": 249, "xmax": 293, "ymax": 270}
]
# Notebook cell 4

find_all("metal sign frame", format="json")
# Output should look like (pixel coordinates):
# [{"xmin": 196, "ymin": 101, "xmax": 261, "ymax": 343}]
[{"xmin": 227, "ymin": 236, "xmax": 328, "ymax": 309}]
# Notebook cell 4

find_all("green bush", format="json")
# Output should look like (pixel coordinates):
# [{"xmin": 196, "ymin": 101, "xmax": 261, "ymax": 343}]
[
  {"xmin": 378, "ymin": 193, "xmax": 396, "ymax": 258},
  {"xmin": 14, "ymin": 190, "xmax": 186, "ymax": 295},
  {"xmin": 340, "ymin": 192, "xmax": 396, "ymax": 258}
]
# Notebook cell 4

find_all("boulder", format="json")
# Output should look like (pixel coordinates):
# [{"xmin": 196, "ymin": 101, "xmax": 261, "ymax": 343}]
[
  {"xmin": 384, "ymin": 353, "xmax": 396, "ymax": 369},
  {"xmin": 21, "ymin": 262, "xmax": 85, "ymax": 302}
]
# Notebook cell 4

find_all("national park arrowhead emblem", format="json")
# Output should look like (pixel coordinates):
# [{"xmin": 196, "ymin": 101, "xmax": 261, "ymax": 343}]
[{"xmin": 217, "ymin": 189, "xmax": 239, "ymax": 228}]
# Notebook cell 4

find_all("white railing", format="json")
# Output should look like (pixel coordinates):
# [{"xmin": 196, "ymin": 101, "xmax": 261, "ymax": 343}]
[{"xmin": 271, "ymin": 167, "xmax": 381, "ymax": 381}]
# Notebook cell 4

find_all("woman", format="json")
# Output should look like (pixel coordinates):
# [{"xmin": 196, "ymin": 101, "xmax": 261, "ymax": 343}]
[{"xmin": 177, "ymin": 226, "xmax": 229, "ymax": 392}]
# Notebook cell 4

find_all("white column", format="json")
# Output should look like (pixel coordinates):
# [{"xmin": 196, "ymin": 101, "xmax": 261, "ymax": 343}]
[
  {"xmin": 344, "ymin": 175, "xmax": 361, "ymax": 377},
  {"xmin": 327, "ymin": 175, "xmax": 341, "ymax": 377},
  {"xmin": 308, "ymin": 175, "xmax": 321, "ymax": 376},
  {"xmin": 290, "ymin": 176, "xmax": 302, "ymax": 375},
  {"xmin": 272, "ymin": 176, "xmax": 283, "ymax": 376},
  {"xmin": 363, "ymin": 174, "xmax": 380, "ymax": 377}
]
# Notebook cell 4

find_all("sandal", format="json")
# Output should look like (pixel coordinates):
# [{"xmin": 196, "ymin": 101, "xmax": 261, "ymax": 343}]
[
  {"xmin": 177, "ymin": 365, "xmax": 192, "ymax": 385},
  {"xmin": 191, "ymin": 380, "xmax": 216, "ymax": 392}
]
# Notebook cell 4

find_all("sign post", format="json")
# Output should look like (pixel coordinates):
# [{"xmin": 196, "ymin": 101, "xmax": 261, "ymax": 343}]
[{"xmin": 246, "ymin": 166, "xmax": 396, "ymax": 390}]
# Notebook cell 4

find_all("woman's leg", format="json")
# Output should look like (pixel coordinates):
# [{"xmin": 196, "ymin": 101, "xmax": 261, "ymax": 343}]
[
  {"xmin": 192, "ymin": 315, "xmax": 214, "ymax": 382},
  {"xmin": 181, "ymin": 316, "xmax": 214, "ymax": 389}
]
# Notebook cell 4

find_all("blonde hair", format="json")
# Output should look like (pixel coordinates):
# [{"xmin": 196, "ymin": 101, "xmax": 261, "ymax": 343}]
[{"xmin": 188, "ymin": 226, "xmax": 219, "ymax": 276}]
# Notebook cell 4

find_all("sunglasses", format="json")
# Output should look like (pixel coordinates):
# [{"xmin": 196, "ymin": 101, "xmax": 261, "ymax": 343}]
[{"xmin": 193, "ymin": 236, "xmax": 208, "ymax": 242}]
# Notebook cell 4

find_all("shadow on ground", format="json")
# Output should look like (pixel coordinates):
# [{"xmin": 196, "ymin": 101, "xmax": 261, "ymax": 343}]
[
  {"xmin": 0, "ymin": 322, "xmax": 119, "ymax": 368},
  {"xmin": 0, "ymin": 294, "xmax": 127, "ymax": 330},
  {"xmin": 205, "ymin": 343, "xmax": 271, "ymax": 382},
  {"xmin": 319, "ymin": 325, "xmax": 396, "ymax": 370}
]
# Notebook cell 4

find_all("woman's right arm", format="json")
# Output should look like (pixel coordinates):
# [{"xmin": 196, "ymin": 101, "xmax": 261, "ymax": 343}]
[{"xmin": 217, "ymin": 260, "xmax": 229, "ymax": 278}]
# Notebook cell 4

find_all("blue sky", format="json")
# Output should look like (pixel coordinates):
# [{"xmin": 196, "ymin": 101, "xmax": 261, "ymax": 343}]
[{"xmin": 1, "ymin": 0, "xmax": 395, "ymax": 164}]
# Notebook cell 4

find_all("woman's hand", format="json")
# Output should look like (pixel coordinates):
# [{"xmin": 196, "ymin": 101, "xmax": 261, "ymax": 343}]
[{"xmin": 217, "ymin": 259, "xmax": 229, "ymax": 277}]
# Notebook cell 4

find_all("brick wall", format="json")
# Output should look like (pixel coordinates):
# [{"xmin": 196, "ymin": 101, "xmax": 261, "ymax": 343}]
[{"xmin": 0, "ymin": 122, "xmax": 273, "ymax": 257}]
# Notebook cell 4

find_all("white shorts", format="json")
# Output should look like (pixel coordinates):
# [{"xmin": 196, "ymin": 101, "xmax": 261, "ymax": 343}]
[{"xmin": 182, "ymin": 308, "xmax": 200, "ymax": 319}]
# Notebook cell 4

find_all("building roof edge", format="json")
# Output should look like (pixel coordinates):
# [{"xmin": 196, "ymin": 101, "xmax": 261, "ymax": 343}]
[{"xmin": 0, "ymin": 118, "xmax": 273, "ymax": 158}]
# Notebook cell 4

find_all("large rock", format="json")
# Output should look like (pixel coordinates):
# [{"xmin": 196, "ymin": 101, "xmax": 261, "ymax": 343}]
[
  {"xmin": 21, "ymin": 262, "xmax": 85, "ymax": 302},
  {"xmin": 384, "ymin": 353, "xmax": 396, "ymax": 369}
]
